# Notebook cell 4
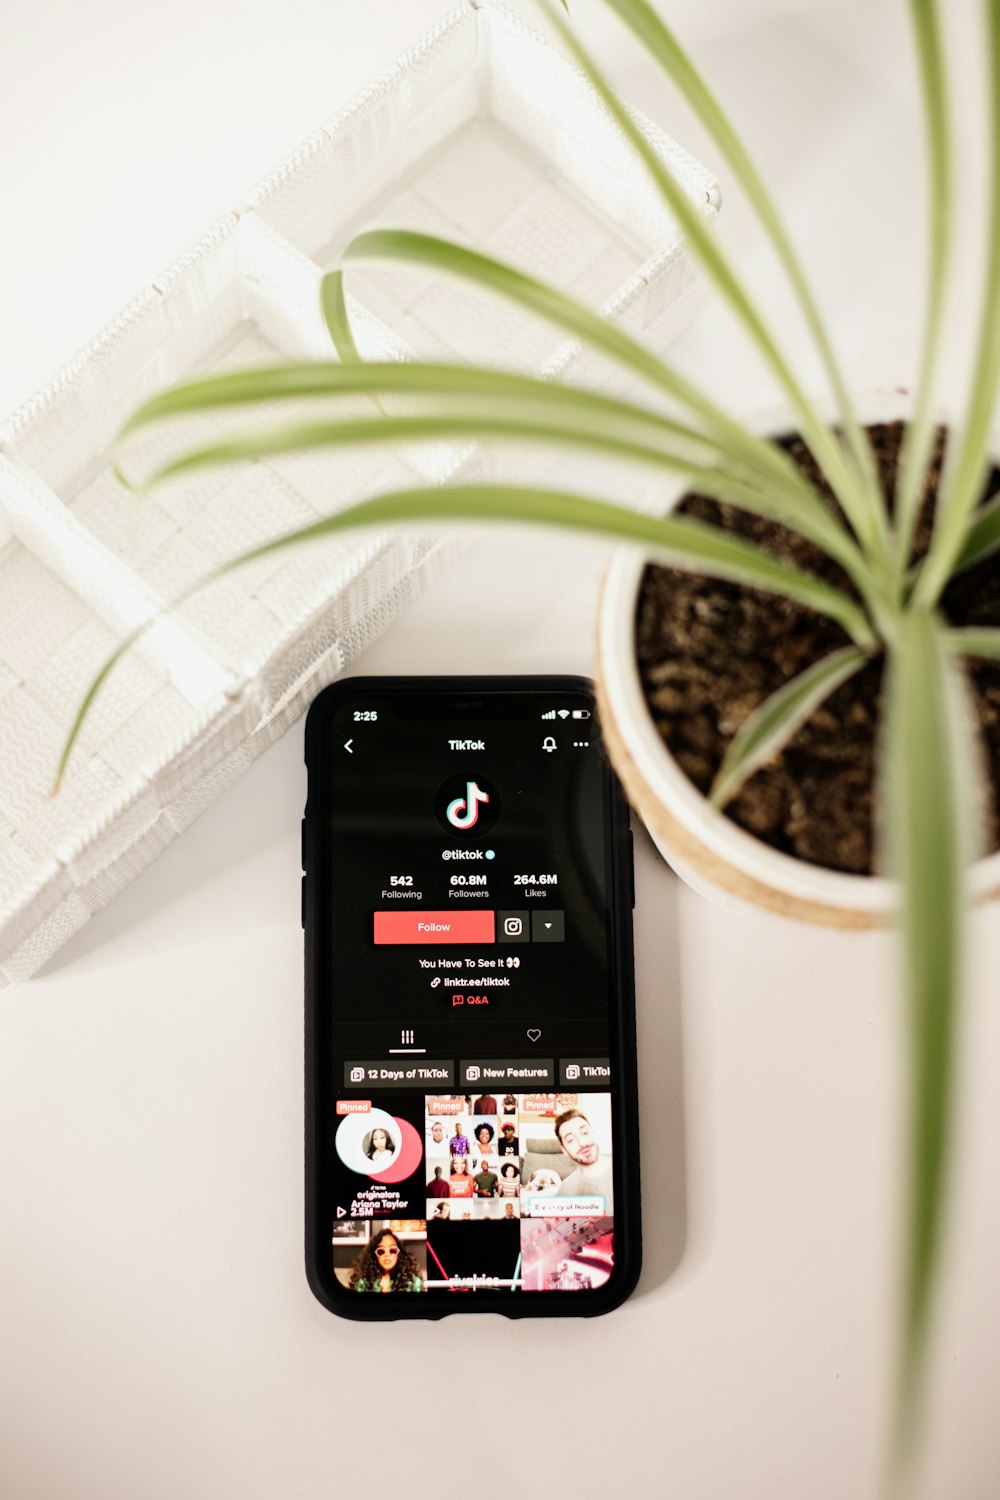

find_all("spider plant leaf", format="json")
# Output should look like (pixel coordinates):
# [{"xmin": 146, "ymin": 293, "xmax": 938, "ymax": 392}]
[
  {"xmin": 125, "ymin": 409, "xmax": 742, "ymax": 502},
  {"xmin": 53, "ymin": 483, "xmax": 879, "ymax": 786},
  {"xmin": 121, "ymin": 290, "xmax": 787, "ymax": 501},
  {"xmin": 710, "ymin": 645, "xmax": 869, "ymax": 810},
  {"xmin": 597, "ymin": 0, "xmax": 884, "ymax": 534},
  {"xmin": 205, "ymin": 484, "xmax": 874, "ymax": 644},
  {"xmin": 342, "ymin": 231, "xmax": 699, "ymax": 406},
  {"xmin": 121, "ymin": 392, "xmax": 864, "ymax": 571},
  {"xmin": 883, "ymin": 608, "xmax": 973, "ymax": 1462},
  {"xmin": 943, "ymin": 626, "xmax": 1000, "ymax": 658},
  {"xmin": 915, "ymin": 0, "xmax": 1000, "ymax": 605},
  {"xmin": 120, "ymin": 359, "xmax": 732, "ymax": 468},
  {"xmin": 893, "ymin": 0, "xmax": 954, "ymax": 578},
  {"xmin": 117, "ymin": 342, "xmax": 866, "ymax": 580},
  {"xmin": 536, "ymin": 0, "xmax": 878, "ymax": 561},
  {"xmin": 321, "ymin": 270, "xmax": 361, "ymax": 365},
  {"xmin": 336, "ymin": 232, "xmax": 829, "ymax": 518},
  {"xmin": 319, "ymin": 266, "xmax": 393, "ymax": 418},
  {"xmin": 52, "ymin": 624, "xmax": 146, "ymax": 795},
  {"xmin": 116, "ymin": 358, "xmax": 761, "ymax": 521},
  {"xmin": 952, "ymin": 491, "xmax": 1000, "ymax": 572},
  {"xmin": 118, "ymin": 350, "xmax": 885, "ymax": 618}
]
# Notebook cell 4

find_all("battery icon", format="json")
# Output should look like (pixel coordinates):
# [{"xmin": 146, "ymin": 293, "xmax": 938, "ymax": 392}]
[{"xmin": 571, "ymin": 709, "xmax": 591, "ymax": 719}]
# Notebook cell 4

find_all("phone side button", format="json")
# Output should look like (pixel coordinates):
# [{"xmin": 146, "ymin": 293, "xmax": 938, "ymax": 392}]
[
  {"xmin": 301, "ymin": 875, "xmax": 307, "ymax": 929},
  {"xmin": 301, "ymin": 816, "xmax": 307, "ymax": 870},
  {"xmin": 628, "ymin": 830, "xmax": 635, "ymax": 909}
]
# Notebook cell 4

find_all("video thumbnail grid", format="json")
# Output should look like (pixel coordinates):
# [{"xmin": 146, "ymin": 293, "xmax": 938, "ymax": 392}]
[{"xmin": 332, "ymin": 1090, "xmax": 615, "ymax": 1293}]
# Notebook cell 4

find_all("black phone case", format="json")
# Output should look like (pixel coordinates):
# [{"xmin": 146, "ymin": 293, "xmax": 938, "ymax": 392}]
[{"xmin": 304, "ymin": 674, "xmax": 641, "ymax": 1319}]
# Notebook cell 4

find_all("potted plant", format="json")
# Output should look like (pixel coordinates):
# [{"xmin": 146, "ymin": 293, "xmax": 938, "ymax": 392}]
[
  {"xmin": 58, "ymin": 0, "xmax": 1000, "ymax": 1480},
  {"xmin": 596, "ymin": 383, "xmax": 1000, "ymax": 929}
]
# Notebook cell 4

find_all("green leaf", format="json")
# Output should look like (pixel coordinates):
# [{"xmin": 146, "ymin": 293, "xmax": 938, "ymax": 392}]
[
  {"xmin": 883, "ymin": 608, "xmax": 972, "ymax": 1464},
  {"xmin": 536, "ymin": 0, "xmax": 878, "ymax": 562},
  {"xmin": 118, "ymin": 354, "xmax": 873, "ymax": 588},
  {"xmin": 915, "ymin": 0, "xmax": 1000, "ymax": 604},
  {"xmin": 52, "ymin": 624, "xmax": 146, "ymax": 795},
  {"xmin": 208, "ymin": 484, "xmax": 874, "ymax": 644},
  {"xmin": 710, "ymin": 645, "xmax": 869, "ymax": 810},
  {"xmin": 120, "ymin": 358, "xmax": 734, "ymax": 474},
  {"xmin": 120, "ymin": 392, "xmax": 867, "ymax": 574},
  {"xmin": 953, "ymin": 491, "xmax": 1000, "ymax": 572},
  {"xmin": 943, "ymin": 625, "xmax": 1000, "ymax": 658},
  {"xmin": 598, "ymin": 0, "xmax": 886, "ymax": 546},
  {"xmin": 893, "ymin": 0, "xmax": 954, "ymax": 581},
  {"xmin": 118, "ymin": 359, "xmax": 700, "ymax": 451},
  {"xmin": 54, "ymin": 483, "xmax": 879, "ymax": 787},
  {"xmin": 319, "ymin": 267, "xmax": 392, "ymax": 418},
  {"xmin": 121, "ymin": 358, "xmax": 677, "ymax": 435},
  {"xmin": 126, "ymin": 409, "xmax": 767, "ymax": 511},
  {"xmin": 336, "ymin": 233, "xmax": 831, "ymax": 523},
  {"xmin": 321, "ymin": 270, "xmax": 361, "ymax": 365}
]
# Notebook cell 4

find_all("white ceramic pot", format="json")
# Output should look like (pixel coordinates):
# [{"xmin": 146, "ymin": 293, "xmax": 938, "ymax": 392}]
[{"xmin": 595, "ymin": 392, "xmax": 1000, "ymax": 929}]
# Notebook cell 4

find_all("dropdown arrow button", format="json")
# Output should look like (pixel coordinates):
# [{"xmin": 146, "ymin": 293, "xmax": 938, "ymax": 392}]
[{"xmin": 531, "ymin": 910, "xmax": 564, "ymax": 942}]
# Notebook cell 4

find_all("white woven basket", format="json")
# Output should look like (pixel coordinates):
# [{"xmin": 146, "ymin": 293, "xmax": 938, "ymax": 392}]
[{"xmin": 0, "ymin": 0, "xmax": 718, "ymax": 985}]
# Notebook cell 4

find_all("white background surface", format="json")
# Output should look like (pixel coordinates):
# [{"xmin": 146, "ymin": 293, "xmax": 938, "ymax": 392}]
[{"xmin": 2, "ymin": 2, "xmax": 999, "ymax": 1496}]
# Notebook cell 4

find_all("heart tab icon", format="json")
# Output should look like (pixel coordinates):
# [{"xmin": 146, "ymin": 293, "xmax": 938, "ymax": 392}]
[{"xmin": 526, "ymin": 1028, "xmax": 542, "ymax": 1042}]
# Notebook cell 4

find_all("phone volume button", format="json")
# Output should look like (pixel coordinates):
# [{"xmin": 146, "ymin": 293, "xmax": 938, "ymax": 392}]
[
  {"xmin": 301, "ymin": 816, "xmax": 307, "ymax": 870},
  {"xmin": 301, "ymin": 875, "xmax": 307, "ymax": 929},
  {"xmin": 628, "ymin": 830, "xmax": 635, "ymax": 909}
]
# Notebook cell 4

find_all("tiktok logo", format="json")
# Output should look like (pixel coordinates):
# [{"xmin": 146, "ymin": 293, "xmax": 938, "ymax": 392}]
[
  {"xmin": 447, "ymin": 781, "xmax": 490, "ymax": 830},
  {"xmin": 435, "ymin": 773, "xmax": 502, "ymax": 836}
]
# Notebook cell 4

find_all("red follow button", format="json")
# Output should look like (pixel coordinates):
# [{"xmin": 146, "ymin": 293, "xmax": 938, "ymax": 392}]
[{"xmin": 373, "ymin": 910, "xmax": 495, "ymax": 945}]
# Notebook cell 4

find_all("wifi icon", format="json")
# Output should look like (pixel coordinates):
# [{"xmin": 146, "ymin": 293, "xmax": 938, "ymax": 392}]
[{"xmin": 557, "ymin": 709, "xmax": 570, "ymax": 719}]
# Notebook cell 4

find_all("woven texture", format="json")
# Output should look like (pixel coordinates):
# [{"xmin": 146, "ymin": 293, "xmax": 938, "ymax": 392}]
[{"xmin": 0, "ymin": 0, "xmax": 717, "ymax": 986}]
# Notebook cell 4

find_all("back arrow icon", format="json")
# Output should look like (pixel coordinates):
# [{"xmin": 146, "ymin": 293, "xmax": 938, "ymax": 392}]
[{"xmin": 344, "ymin": 739, "xmax": 354, "ymax": 753}]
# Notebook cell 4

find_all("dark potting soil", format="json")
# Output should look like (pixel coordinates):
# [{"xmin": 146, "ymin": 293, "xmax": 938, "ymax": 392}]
[{"xmin": 634, "ymin": 421, "xmax": 1000, "ymax": 875}]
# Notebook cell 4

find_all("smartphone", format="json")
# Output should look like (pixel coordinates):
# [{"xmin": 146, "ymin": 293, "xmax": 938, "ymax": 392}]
[{"xmin": 304, "ymin": 675, "xmax": 640, "ymax": 1318}]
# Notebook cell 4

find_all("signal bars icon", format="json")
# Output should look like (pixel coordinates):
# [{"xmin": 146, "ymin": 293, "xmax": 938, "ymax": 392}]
[{"xmin": 541, "ymin": 709, "xmax": 557, "ymax": 719}]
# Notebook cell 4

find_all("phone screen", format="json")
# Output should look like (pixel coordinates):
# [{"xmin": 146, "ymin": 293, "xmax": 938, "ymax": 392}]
[{"xmin": 306, "ymin": 678, "xmax": 637, "ymax": 1310}]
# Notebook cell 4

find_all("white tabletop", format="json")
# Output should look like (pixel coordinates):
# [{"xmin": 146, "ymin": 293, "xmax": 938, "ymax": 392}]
[{"xmin": 2, "ymin": 4, "xmax": 999, "ymax": 1497}]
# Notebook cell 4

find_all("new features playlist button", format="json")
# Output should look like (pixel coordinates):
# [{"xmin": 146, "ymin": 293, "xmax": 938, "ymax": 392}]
[{"xmin": 460, "ymin": 1058, "xmax": 555, "ymax": 1087}]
